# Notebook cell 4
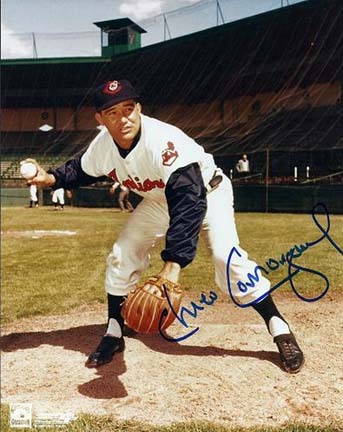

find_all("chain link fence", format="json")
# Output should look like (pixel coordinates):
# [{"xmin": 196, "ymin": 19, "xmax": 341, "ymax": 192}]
[{"xmin": 2, "ymin": 0, "xmax": 306, "ymax": 59}]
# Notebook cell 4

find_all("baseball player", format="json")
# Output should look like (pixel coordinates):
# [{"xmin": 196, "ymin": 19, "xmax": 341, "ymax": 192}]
[
  {"xmin": 29, "ymin": 184, "xmax": 39, "ymax": 208},
  {"xmin": 51, "ymin": 187, "xmax": 65, "ymax": 210},
  {"xmin": 110, "ymin": 182, "xmax": 134, "ymax": 212},
  {"xmin": 24, "ymin": 79, "xmax": 304, "ymax": 374}
]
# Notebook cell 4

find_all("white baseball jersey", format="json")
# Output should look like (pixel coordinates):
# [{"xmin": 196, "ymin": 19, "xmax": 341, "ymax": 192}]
[
  {"xmin": 81, "ymin": 114, "xmax": 217, "ymax": 200},
  {"xmin": 236, "ymin": 159, "xmax": 250, "ymax": 173},
  {"xmin": 53, "ymin": 112, "xmax": 271, "ymax": 305}
]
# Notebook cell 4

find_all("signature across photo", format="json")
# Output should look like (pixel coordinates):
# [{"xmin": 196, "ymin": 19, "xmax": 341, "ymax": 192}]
[{"xmin": 160, "ymin": 203, "xmax": 343, "ymax": 342}]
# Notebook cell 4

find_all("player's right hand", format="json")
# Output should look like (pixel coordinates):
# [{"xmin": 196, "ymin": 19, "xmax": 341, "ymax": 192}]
[{"xmin": 20, "ymin": 158, "xmax": 56, "ymax": 188}]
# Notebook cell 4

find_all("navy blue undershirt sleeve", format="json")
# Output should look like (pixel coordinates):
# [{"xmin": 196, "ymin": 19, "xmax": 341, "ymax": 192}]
[
  {"xmin": 161, "ymin": 162, "xmax": 207, "ymax": 268},
  {"xmin": 48, "ymin": 155, "xmax": 105, "ymax": 190}
]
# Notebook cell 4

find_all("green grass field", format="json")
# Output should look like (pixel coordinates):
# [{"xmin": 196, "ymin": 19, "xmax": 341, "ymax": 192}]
[
  {"xmin": 2, "ymin": 206, "xmax": 342, "ymax": 325},
  {"xmin": 1, "ymin": 206, "xmax": 343, "ymax": 432}
]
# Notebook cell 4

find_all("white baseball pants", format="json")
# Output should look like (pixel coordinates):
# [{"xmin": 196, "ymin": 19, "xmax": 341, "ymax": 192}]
[
  {"xmin": 52, "ymin": 188, "xmax": 65, "ymax": 205},
  {"xmin": 105, "ymin": 174, "xmax": 270, "ymax": 304},
  {"xmin": 29, "ymin": 185, "xmax": 38, "ymax": 201}
]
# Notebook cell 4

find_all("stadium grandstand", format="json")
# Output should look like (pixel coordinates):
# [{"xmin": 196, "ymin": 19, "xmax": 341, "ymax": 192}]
[{"xmin": 1, "ymin": 0, "xmax": 342, "ymax": 211}]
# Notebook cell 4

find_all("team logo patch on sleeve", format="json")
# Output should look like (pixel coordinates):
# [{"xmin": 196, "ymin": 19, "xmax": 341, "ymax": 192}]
[{"xmin": 162, "ymin": 141, "xmax": 179, "ymax": 166}]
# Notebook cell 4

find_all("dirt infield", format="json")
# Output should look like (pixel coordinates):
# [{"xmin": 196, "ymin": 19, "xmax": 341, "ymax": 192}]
[{"xmin": 1, "ymin": 293, "xmax": 342, "ymax": 428}]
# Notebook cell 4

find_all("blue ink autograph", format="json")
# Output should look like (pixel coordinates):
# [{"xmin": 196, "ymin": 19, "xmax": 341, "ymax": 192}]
[
  {"xmin": 159, "ymin": 290, "xmax": 218, "ymax": 342},
  {"xmin": 226, "ymin": 203, "xmax": 342, "ymax": 308},
  {"xmin": 159, "ymin": 203, "xmax": 342, "ymax": 342}
]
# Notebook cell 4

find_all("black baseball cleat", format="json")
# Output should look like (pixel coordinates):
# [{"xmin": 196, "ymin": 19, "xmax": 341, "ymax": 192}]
[
  {"xmin": 86, "ymin": 335, "xmax": 125, "ymax": 368},
  {"xmin": 274, "ymin": 333, "xmax": 304, "ymax": 374}
]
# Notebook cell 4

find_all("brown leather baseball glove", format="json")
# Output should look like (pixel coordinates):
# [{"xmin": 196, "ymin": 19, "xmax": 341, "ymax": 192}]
[{"xmin": 121, "ymin": 275, "xmax": 183, "ymax": 334}]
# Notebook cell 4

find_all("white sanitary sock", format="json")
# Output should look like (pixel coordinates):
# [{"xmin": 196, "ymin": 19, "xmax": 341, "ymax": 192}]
[
  {"xmin": 105, "ymin": 318, "xmax": 122, "ymax": 338},
  {"xmin": 268, "ymin": 316, "xmax": 290, "ymax": 338}
]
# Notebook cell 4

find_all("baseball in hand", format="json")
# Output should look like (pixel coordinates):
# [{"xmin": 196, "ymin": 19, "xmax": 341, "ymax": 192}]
[{"xmin": 20, "ymin": 162, "xmax": 38, "ymax": 180}]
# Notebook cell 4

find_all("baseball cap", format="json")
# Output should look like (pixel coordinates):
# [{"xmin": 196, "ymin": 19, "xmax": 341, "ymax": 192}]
[{"xmin": 94, "ymin": 79, "xmax": 139, "ymax": 112}]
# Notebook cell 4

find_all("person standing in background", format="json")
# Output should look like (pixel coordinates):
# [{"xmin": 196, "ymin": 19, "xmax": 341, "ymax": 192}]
[
  {"xmin": 51, "ymin": 187, "xmax": 65, "ymax": 210},
  {"xmin": 110, "ymin": 182, "xmax": 134, "ymax": 212},
  {"xmin": 29, "ymin": 184, "xmax": 39, "ymax": 208},
  {"xmin": 236, "ymin": 154, "xmax": 250, "ymax": 174}
]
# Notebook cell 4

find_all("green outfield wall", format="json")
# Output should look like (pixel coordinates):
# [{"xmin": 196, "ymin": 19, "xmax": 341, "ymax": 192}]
[
  {"xmin": 1, "ymin": 185, "xmax": 342, "ymax": 214},
  {"xmin": 233, "ymin": 184, "xmax": 343, "ymax": 214},
  {"xmin": 1, "ymin": 187, "xmax": 43, "ymax": 207}
]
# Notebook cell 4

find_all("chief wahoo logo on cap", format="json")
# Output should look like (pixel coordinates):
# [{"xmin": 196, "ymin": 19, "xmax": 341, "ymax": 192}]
[{"xmin": 103, "ymin": 80, "xmax": 122, "ymax": 95}]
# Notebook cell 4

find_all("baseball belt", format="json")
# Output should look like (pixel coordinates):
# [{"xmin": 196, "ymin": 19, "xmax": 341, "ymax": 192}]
[{"xmin": 206, "ymin": 169, "xmax": 223, "ymax": 193}]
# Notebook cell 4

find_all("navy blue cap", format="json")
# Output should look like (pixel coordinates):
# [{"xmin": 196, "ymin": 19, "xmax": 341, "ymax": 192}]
[{"xmin": 94, "ymin": 80, "xmax": 139, "ymax": 112}]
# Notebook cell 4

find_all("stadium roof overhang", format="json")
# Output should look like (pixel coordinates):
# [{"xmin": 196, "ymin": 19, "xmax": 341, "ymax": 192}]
[{"xmin": 1, "ymin": 0, "xmax": 342, "ymax": 109}]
